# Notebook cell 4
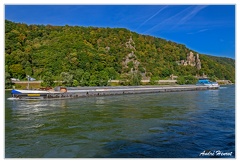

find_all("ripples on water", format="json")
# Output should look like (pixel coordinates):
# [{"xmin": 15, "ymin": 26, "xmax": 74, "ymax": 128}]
[{"xmin": 5, "ymin": 85, "xmax": 235, "ymax": 158}]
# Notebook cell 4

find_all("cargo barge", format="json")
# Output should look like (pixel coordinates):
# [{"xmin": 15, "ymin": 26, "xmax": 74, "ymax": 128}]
[{"xmin": 7, "ymin": 85, "xmax": 219, "ymax": 100}]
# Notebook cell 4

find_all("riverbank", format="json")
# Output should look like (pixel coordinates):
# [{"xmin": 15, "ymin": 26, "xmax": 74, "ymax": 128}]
[{"xmin": 9, "ymin": 79, "xmax": 233, "ymax": 90}]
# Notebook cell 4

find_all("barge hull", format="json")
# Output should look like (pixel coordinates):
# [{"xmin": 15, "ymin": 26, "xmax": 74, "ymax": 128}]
[{"xmin": 8, "ymin": 85, "xmax": 219, "ymax": 100}]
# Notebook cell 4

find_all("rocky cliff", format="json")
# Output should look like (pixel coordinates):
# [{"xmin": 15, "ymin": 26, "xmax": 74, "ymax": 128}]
[{"xmin": 177, "ymin": 51, "xmax": 202, "ymax": 70}]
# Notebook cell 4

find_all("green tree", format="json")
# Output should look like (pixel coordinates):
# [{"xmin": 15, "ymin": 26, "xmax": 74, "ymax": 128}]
[
  {"xmin": 89, "ymin": 75, "xmax": 97, "ymax": 86},
  {"xmin": 72, "ymin": 68, "xmax": 84, "ymax": 82},
  {"xmin": 25, "ymin": 66, "xmax": 33, "ymax": 76},
  {"xmin": 177, "ymin": 75, "xmax": 197, "ymax": 85},
  {"xmin": 127, "ymin": 61, "xmax": 134, "ymax": 69},
  {"xmin": 72, "ymin": 79, "xmax": 79, "ymax": 87},
  {"xmin": 98, "ymin": 70, "xmax": 109, "ymax": 86},
  {"xmin": 150, "ymin": 76, "xmax": 159, "ymax": 85},
  {"xmin": 42, "ymin": 72, "xmax": 54, "ymax": 87},
  {"xmin": 9, "ymin": 64, "xmax": 25, "ymax": 79},
  {"xmin": 184, "ymin": 75, "xmax": 197, "ymax": 84},
  {"xmin": 5, "ymin": 72, "xmax": 13, "ymax": 89},
  {"xmin": 81, "ymin": 72, "xmax": 91, "ymax": 86},
  {"xmin": 105, "ymin": 67, "xmax": 118, "ymax": 80},
  {"xmin": 129, "ymin": 72, "xmax": 142, "ymax": 86},
  {"xmin": 177, "ymin": 76, "xmax": 185, "ymax": 85},
  {"xmin": 60, "ymin": 72, "xmax": 73, "ymax": 86}
]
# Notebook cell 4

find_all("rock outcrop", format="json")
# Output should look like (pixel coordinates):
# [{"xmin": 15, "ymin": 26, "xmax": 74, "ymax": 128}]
[
  {"xmin": 195, "ymin": 53, "xmax": 201, "ymax": 70},
  {"xmin": 122, "ymin": 37, "xmax": 148, "ymax": 79},
  {"xmin": 125, "ymin": 36, "xmax": 136, "ymax": 50},
  {"xmin": 177, "ymin": 51, "xmax": 201, "ymax": 70}
]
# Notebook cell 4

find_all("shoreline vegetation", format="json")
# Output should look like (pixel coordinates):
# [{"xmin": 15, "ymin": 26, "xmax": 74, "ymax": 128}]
[{"xmin": 5, "ymin": 20, "xmax": 235, "ymax": 89}]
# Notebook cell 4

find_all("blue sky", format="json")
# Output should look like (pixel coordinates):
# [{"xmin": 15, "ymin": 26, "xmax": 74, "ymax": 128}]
[{"xmin": 5, "ymin": 5, "xmax": 235, "ymax": 59}]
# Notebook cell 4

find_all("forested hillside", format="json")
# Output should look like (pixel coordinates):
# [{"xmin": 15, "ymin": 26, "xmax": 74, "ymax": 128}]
[{"xmin": 5, "ymin": 20, "xmax": 235, "ymax": 88}]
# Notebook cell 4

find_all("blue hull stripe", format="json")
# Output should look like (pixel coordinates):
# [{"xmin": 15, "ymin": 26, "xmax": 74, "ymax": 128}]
[{"xmin": 11, "ymin": 90, "xmax": 22, "ymax": 94}]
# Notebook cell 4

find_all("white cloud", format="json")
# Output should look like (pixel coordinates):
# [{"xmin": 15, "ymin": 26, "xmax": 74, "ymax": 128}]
[
  {"xmin": 144, "ymin": 5, "xmax": 208, "ymax": 34},
  {"xmin": 136, "ymin": 6, "xmax": 168, "ymax": 30}
]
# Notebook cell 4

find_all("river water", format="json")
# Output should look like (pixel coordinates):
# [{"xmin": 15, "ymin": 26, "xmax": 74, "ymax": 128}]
[{"xmin": 5, "ymin": 85, "xmax": 235, "ymax": 158}]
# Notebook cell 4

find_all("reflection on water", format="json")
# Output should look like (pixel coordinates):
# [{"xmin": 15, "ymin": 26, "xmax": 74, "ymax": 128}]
[{"xmin": 5, "ymin": 86, "xmax": 235, "ymax": 158}]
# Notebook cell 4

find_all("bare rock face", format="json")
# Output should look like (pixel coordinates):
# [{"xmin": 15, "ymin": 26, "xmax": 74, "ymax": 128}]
[
  {"xmin": 105, "ymin": 46, "xmax": 110, "ymax": 52},
  {"xmin": 122, "ymin": 51, "xmax": 139, "ymax": 73},
  {"xmin": 195, "ymin": 53, "xmax": 201, "ymax": 70},
  {"xmin": 187, "ymin": 51, "xmax": 196, "ymax": 66},
  {"xmin": 125, "ymin": 36, "xmax": 136, "ymax": 50},
  {"xmin": 122, "ymin": 37, "xmax": 147, "ymax": 78},
  {"xmin": 176, "ymin": 51, "xmax": 201, "ymax": 70},
  {"xmin": 122, "ymin": 37, "xmax": 138, "ymax": 73}
]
